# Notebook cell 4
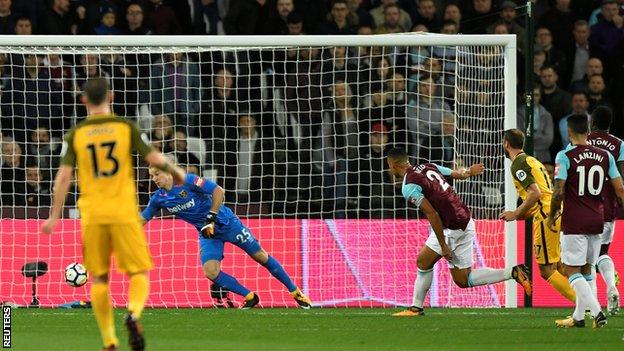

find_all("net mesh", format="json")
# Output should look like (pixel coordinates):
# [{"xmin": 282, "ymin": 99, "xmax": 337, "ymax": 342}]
[{"xmin": 0, "ymin": 40, "xmax": 508, "ymax": 308}]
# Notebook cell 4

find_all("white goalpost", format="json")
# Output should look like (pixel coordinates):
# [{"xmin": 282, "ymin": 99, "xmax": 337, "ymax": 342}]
[{"xmin": 0, "ymin": 34, "xmax": 517, "ymax": 308}]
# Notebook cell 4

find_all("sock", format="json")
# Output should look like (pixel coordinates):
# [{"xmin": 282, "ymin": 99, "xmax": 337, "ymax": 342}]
[
  {"xmin": 569, "ymin": 273, "xmax": 601, "ymax": 320},
  {"xmin": 412, "ymin": 268, "xmax": 433, "ymax": 308},
  {"xmin": 91, "ymin": 282, "xmax": 118, "ymax": 347},
  {"xmin": 586, "ymin": 270, "xmax": 597, "ymax": 300},
  {"xmin": 597, "ymin": 255, "xmax": 617, "ymax": 294},
  {"xmin": 263, "ymin": 256, "xmax": 297, "ymax": 292},
  {"xmin": 546, "ymin": 271, "xmax": 576, "ymax": 303},
  {"xmin": 212, "ymin": 271, "xmax": 251, "ymax": 297},
  {"xmin": 467, "ymin": 267, "xmax": 511, "ymax": 287},
  {"xmin": 128, "ymin": 274, "xmax": 149, "ymax": 319}
]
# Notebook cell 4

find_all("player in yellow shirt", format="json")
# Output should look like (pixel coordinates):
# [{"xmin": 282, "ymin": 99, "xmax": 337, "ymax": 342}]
[
  {"xmin": 41, "ymin": 77, "xmax": 184, "ymax": 351},
  {"xmin": 500, "ymin": 129, "xmax": 576, "ymax": 303}
]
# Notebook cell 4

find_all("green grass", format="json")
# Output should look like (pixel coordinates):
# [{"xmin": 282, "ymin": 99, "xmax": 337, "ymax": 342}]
[{"xmin": 9, "ymin": 308, "xmax": 624, "ymax": 351}]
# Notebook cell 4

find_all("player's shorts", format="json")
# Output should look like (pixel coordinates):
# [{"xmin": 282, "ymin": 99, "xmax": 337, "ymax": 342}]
[
  {"xmin": 81, "ymin": 221, "xmax": 153, "ymax": 277},
  {"xmin": 199, "ymin": 219, "xmax": 261, "ymax": 264},
  {"xmin": 533, "ymin": 216, "xmax": 561, "ymax": 265},
  {"xmin": 425, "ymin": 219, "xmax": 475, "ymax": 269},
  {"xmin": 600, "ymin": 221, "xmax": 615, "ymax": 245},
  {"xmin": 560, "ymin": 234, "xmax": 601, "ymax": 267}
]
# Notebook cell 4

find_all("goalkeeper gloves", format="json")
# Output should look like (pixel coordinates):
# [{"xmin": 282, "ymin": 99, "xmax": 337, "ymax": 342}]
[{"xmin": 200, "ymin": 211, "xmax": 218, "ymax": 239}]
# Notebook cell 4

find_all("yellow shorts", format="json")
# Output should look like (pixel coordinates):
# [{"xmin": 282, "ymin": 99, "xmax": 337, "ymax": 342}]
[
  {"xmin": 81, "ymin": 221, "xmax": 153, "ymax": 277},
  {"xmin": 533, "ymin": 216, "xmax": 561, "ymax": 265}
]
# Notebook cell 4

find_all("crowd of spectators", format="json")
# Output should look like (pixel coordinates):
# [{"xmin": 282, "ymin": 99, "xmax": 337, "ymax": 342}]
[{"xmin": 1, "ymin": 0, "xmax": 623, "ymax": 219}]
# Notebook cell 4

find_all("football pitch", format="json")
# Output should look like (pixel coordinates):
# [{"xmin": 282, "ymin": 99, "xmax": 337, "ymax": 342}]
[{"xmin": 9, "ymin": 308, "xmax": 624, "ymax": 351}]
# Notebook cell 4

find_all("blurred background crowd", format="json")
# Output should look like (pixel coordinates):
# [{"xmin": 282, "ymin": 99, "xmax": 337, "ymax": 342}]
[{"xmin": 0, "ymin": 0, "xmax": 622, "ymax": 219}]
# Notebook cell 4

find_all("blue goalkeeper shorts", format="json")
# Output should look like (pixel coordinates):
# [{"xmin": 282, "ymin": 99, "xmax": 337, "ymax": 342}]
[{"xmin": 198, "ymin": 220, "xmax": 261, "ymax": 264}]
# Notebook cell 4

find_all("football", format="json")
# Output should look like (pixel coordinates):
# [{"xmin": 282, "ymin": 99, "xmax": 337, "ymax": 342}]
[{"xmin": 65, "ymin": 263, "xmax": 88, "ymax": 287}]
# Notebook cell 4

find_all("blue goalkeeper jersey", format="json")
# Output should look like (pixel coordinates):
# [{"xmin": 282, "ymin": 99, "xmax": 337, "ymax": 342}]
[{"xmin": 141, "ymin": 173, "xmax": 238, "ymax": 231}]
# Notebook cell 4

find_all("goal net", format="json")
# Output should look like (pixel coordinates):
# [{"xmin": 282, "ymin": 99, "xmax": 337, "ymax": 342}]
[{"xmin": 0, "ymin": 35, "xmax": 516, "ymax": 308}]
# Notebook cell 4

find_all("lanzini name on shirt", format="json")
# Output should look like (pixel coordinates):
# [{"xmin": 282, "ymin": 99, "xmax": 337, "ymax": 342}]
[
  {"xmin": 167, "ymin": 198, "xmax": 195, "ymax": 213},
  {"xmin": 573, "ymin": 151, "xmax": 604, "ymax": 164}
]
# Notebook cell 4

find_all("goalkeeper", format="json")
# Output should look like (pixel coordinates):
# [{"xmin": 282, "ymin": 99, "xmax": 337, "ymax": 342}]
[{"xmin": 141, "ymin": 166, "xmax": 311, "ymax": 309}]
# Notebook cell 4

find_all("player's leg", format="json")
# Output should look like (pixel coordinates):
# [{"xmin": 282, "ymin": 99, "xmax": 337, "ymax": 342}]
[
  {"xmin": 596, "ymin": 222, "xmax": 619, "ymax": 315},
  {"xmin": 446, "ymin": 220, "xmax": 531, "ymax": 294},
  {"xmin": 248, "ymin": 247, "xmax": 312, "ymax": 309},
  {"xmin": 534, "ymin": 217, "xmax": 576, "ymax": 303},
  {"xmin": 393, "ymin": 233, "xmax": 442, "ymax": 316},
  {"xmin": 557, "ymin": 264, "xmax": 587, "ymax": 327},
  {"xmin": 450, "ymin": 266, "xmax": 518, "ymax": 288},
  {"xmin": 199, "ymin": 237, "xmax": 257, "ymax": 308},
  {"xmin": 249, "ymin": 248, "xmax": 296, "ymax": 291},
  {"xmin": 82, "ymin": 223, "xmax": 118, "ymax": 350},
  {"xmin": 587, "ymin": 265, "xmax": 598, "ymax": 299},
  {"xmin": 539, "ymin": 263, "xmax": 575, "ymax": 302},
  {"xmin": 111, "ymin": 222, "xmax": 153, "ymax": 351},
  {"xmin": 203, "ymin": 260, "xmax": 252, "ymax": 297},
  {"xmin": 241, "ymin": 228, "xmax": 296, "ymax": 292},
  {"xmin": 585, "ymin": 234, "xmax": 608, "ymax": 327},
  {"xmin": 556, "ymin": 234, "xmax": 605, "ymax": 328}
]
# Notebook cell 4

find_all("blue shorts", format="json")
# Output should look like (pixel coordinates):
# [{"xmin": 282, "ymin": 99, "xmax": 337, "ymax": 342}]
[{"xmin": 199, "ymin": 222, "xmax": 261, "ymax": 264}]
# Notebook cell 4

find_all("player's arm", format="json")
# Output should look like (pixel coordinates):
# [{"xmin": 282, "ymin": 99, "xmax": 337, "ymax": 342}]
[
  {"xmin": 548, "ymin": 179, "xmax": 565, "ymax": 228},
  {"xmin": 610, "ymin": 177, "xmax": 624, "ymax": 206},
  {"xmin": 420, "ymin": 198, "xmax": 452, "ymax": 261},
  {"xmin": 548, "ymin": 151, "xmax": 569, "ymax": 228},
  {"xmin": 140, "ymin": 196, "xmax": 161, "ymax": 226},
  {"xmin": 617, "ymin": 140, "xmax": 624, "ymax": 177},
  {"xmin": 200, "ymin": 181, "xmax": 225, "ymax": 238},
  {"xmin": 42, "ymin": 131, "xmax": 76, "ymax": 234},
  {"xmin": 185, "ymin": 174, "xmax": 225, "ymax": 239},
  {"xmin": 208, "ymin": 184, "xmax": 225, "ymax": 213},
  {"xmin": 607, "ymin": 152, "xmax": 624, "ymax": 205},
  {"xmin": 41, "ymin": 165, "xmax": 73, "ymax": 234},
  {"xmin": 435, "ymin": 163, "xmax": 485, "ymax": 180},
  {"xmin": 501, "ymin": 183, "xmax": 541, "ymax": 221},
  {"xmin": 145, "ymin": 151, "xmax": 185, "ymax": 184},
  {"xmin": 500, "ymin": 159, "xmax": 540, "ymax": 221},
  {"xmin": 129, "ymin": 121, "xmax": 185, "ymax": 183}
]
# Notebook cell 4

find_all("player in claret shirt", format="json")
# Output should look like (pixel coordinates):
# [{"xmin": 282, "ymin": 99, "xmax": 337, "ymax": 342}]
[
  {"xmin": 587, "ymin": 106, "xmax": 623, "ymax": 315},
  {"xmin": 387, "ymin": 148, "xmax": 532, "ymax": 316},
  {"xmin": 142, "ymin": 167, "xmax": 311, "ymax": 309},
  {"xmin": 549, "ymin": 114, "xmax": 624, "ymax": 328}
]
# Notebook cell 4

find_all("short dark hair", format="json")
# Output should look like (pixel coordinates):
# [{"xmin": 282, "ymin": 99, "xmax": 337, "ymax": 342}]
[
  {"xmin": 387, "ymin": 147, "xmax": 408, "ymax": 163},
  {"xmin": 332, "ymin": 0, "xmax": 348, "ymax": 8},
  {"xmin": 16, "ymin": 16, "xmax": 31, "ymax": 23},
  {"xmin": 539, "ymin": 65, "xmax": 557, "ymax": 74},
  {"xmin": 503, "ymin": 128, "xmax": 525, "ymax": 149},
  {"xmin": 287, "ymin": 11, "xmax": 303, "ymax": 24},
  {"xmin": 573, "ymin": 19, "xmax": 588, "ymax": 29},
  {"xmin": 591, "ymin": 106, "xmax": 613, "ymax": 131},
  {"xmin": 442, "ymin": 20, "xmax": 457, "ymax": 28},
  {"xmin": 567, "ymin": 114, "xmax": 589, "ymax": 135},
  {"xmin": 83, "ymin": 77, "xmax": 109, "ymax": 105},
  {"xmin": 571, "ymin": 91, "xmax": 588, "ymax": 100},
  {"xmin": 383, "ymin": 3, "xmax": 400, "ymax": 13}
]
